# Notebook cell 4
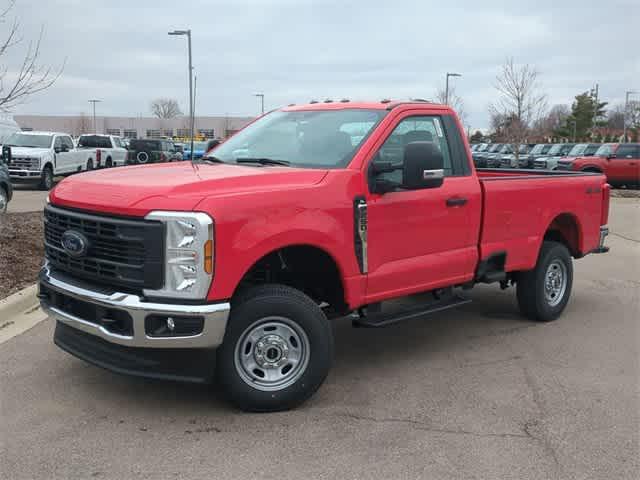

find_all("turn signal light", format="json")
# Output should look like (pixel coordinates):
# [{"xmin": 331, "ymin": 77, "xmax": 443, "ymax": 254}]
[{"xmin": 204, "ymin": 240, "xmax": 213, "ymax": 274}]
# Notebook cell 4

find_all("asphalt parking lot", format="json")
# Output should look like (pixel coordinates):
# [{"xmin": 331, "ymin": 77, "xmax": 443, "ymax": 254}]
[
  {"xmin": 6, "ymin": 183, "xmax": 57, "ymax": 213},
  {"xmin": 1, "ymin": 198, "xmax": 638, "ymax": 480}
]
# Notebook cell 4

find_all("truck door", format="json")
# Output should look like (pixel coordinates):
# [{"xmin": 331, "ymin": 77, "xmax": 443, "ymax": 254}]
[
  {"xmin": 363, "ymin": 113, "xmax": 482, "ymax": 302},
  {"xmin": 608, "ymin": 144, "xmax": 640, "ymax": 185},
  {"xmin": 54, "ymin": 136, "xmax": 77, "ymax": 173}
]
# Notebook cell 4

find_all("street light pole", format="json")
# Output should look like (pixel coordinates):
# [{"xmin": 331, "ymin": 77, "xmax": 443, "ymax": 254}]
[
  {"xmin": 254, "ymin": 93, "xmax": 265, "ymax": 115},
  {"xmin": 88, "ymin": 99, "xmax": 101, "ymax": 133},
  {"xmin": 624, "ymin": 90, "xmax": 638, "ymax": 142},
  {"xmin": 169, "ymin": 29, "xmax": 194, "ymax": 160},
  {"xmin": 445, "ymin": 73, "xmax": 462, "ymax": 105}
]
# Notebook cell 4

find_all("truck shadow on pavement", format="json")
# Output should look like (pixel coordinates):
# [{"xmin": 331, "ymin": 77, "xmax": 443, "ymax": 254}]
[{"xmin": 59, "ymin": 286, "xmax": 536, "ymax": 413}]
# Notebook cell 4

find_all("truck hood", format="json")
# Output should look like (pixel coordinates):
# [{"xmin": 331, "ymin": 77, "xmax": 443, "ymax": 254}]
[
  {"xmin": 6, "ymin": 147, "xmax": 50, "ymax": 157},
  {"xmin": 50, "ymin": 162, "xmax": 329, "ymax": 216}
]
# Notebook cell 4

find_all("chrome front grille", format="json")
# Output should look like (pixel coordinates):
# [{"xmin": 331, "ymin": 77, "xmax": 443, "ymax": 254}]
[{"xmin": 10, "ymin": 157, "xmax": 40, "ymax": 170}]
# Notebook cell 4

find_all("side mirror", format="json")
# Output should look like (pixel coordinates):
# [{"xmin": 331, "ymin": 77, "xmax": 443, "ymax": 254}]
[
  {"xmin": 402, "ymin": 142, "xmax": 444, "ymax": 189},
  {"xmin": 61, "ymin": 144, "xmax": 69, "ymax": 153},
  {"xmin": 606, "ymin": 153, "xmax": 616, "ymax": 160}
]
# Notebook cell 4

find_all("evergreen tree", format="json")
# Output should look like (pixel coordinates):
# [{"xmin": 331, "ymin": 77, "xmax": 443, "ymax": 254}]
[{"xmin": 557, "ymin": 92, "xmax": 607, "ymax": 139}]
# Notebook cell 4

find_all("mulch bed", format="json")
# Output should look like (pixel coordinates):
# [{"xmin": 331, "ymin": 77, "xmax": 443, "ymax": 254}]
[{"xmin": 0, "ymin": 212, "xmax": 44, "ymax": 300}]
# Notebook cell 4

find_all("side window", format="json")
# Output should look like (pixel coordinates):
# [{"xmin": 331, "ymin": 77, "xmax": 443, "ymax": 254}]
[
  {"xmin": 373, "ymin": 116, "xmax": 453, "ymax": 184},
  {"xmin": 615, "ymin": 145, "xmax": 636, "ymax": 159},
  {"xmin": 113, "ymin": 137, "xmax": 122, "ymax": 148},
  {"xmin": 62, "ymin": 137, "xmax": 74, "ymax": 150}
]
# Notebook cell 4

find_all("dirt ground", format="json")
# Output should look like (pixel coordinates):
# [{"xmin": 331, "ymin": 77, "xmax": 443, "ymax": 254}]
[{"xmin": 0, "ymin": 212, "xmax": 44, "ymax": 299}]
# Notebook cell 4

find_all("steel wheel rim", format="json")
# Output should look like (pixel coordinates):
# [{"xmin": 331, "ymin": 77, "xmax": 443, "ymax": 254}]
[
  {"xmin": 234, "ymin": 316, "xmax": 310, "ymax": 392},
  {"xmin": 544, "ymin": 260, "xmax": 567, "ymax": 307}
]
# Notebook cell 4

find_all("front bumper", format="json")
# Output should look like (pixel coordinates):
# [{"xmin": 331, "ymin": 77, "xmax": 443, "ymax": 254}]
[
  {"xmin": 39, "ymin": 266, "xmax": 230, "ymax": 349},
  {"xmin": 9, "ymin": 169, "xmax": 41, "ymax": 179}
]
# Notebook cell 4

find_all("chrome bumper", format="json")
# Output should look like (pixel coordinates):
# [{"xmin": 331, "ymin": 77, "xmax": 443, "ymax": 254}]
[
  {"xmin": 39, "ymin": 267, "xmax": 230, "ymax": 349},
  {"xmin": 9, "ymin": 169, "xmax": 41, "ymax": 178},
  {"xmin": 599, "ymin": 226, "xmax": 609, "ymax": 248}
]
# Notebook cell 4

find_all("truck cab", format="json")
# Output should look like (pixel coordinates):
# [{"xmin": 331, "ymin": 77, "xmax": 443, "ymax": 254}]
[{"xmin": 40, "ymin": 101, "xmax": 610, "ymax": 412}]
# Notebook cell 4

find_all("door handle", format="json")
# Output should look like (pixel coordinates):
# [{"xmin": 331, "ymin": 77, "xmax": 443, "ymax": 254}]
[{"xmin": 446, "ymin": 197, "xmax": 468, "ymax": 207}]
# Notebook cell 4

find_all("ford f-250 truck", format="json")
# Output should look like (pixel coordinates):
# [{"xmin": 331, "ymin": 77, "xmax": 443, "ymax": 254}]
[{"xmin": 39, "ymin": 101, "xmax": 610, "ymax": 412}]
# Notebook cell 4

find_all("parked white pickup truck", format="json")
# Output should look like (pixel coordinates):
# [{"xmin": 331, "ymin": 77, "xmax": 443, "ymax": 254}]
[
  {"xmin": 5, "ymin": 131, "xmax": 96, "ymax": 190},
  {"xmin": 77, "ymin": 134, "xmax": 127, "ymax": 168}
]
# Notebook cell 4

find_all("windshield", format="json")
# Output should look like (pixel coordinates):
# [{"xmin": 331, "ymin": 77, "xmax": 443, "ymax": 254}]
[
  {"xmin": 477, "ymin": 143, "xmax": 489, "ymax": 152},
  {"xmin": 595, "ymin": 144, "xmax": 615, "ymax": 157},
  {"xmin": 584, "ymin": 144, "xmax": 599, "ymax": 155},
  {"xmin": 4, "ymin": 133, "xmax": 53, "ymax": 148},
  {"xmin": 518, "ymin": 144, "xmax": 530, "ymax": 153},
  {"xmin": 568, "ymin": 144, "xmax": 587, "ymax": 156},
  {"xmin": 487, "ymin": 144, "xmax": 502, "ymax": 153},
  {"xmin": 207, "ymin": 109, "xmax": 387, "ymax": 168},
  {"xmin": 547, "ymin": 144, "xmax": 566, "ymax": 155}
]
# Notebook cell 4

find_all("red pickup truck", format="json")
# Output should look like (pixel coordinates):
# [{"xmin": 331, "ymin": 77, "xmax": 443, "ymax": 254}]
[
  {"xmin": 557, "ymin": 142, "xmax": 640, "ymax": 187},
  {"xmin": 40, "ymin": 101, "xmax": 610, "ymax": 412}
]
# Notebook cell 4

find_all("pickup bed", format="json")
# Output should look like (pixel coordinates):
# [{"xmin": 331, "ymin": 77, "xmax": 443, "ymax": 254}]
[{"xmin": 40, "ymin": 101, "xmax": 610, "ymax": 412}]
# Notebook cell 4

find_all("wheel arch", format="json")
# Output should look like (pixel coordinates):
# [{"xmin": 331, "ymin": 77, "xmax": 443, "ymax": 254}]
[
  {"xmin": 543, "ymin": 212, "xmax": 583, "ymax": 257},
  {"xmin": 232, "ymin": 243, "xmax": 348, "ymax": 314}
]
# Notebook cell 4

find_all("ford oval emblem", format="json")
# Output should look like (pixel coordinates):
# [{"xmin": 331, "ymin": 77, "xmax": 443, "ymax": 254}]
[{"xmin": 61, "ymin": 230, "xmax": 89, "ymax": 257}]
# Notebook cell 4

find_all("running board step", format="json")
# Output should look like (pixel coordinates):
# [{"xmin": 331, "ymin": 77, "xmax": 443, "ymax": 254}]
[{"xmin": 352, "ymin": 294, "xmax": 471, "ymax": 328}]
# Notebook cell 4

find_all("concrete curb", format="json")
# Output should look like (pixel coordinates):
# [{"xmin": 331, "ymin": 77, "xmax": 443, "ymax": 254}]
[
  {"xmin": 0, "ymin": 284, "xmax": 39, "ymax": 319},
  {"xmin": 0, "ymin": 284, "xmax": 47, "ymax": 344}
]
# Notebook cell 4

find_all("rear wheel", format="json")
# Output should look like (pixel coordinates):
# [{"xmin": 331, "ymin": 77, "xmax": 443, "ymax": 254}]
[
  {"xmin": 39, "ymin": 165, "xmax": 54, "ymax": 190},
  {"xmin": 105, "ymin": 157, "xmax": 113, "ymax": 168},
  {"xmin": 217, "ymin": 284, "xmax": 333, "ymax": 412},
  {"xmin": 86, "ymin": 159, "xmax": 94, "ymax": 171},
  {"xmin": 517, "ymin": 241, "xmax": 573, "ymax": 322}
]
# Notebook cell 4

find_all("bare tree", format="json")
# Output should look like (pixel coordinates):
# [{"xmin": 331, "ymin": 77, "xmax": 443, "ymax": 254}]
[
  {"xmin": 151, "ymin": 98, "xmax": 182, "ymax": 119},
  {"xmin": 73, "ymin": 112, "xmax": 91, "ymax": 137},
  {"xmin": 490, "ymin": 57, "xmax": 547, "ymax": 159},
  {"xmin": 435, "ymin": 86, "xmax": 467, "ymax": 126},
  {"xmin": 0, "ymin": 1, "xmax": 64, "ymax": 111},
  {"xmin": 532, "ymin": 104, "xmax": 570, "ymax": 139}
]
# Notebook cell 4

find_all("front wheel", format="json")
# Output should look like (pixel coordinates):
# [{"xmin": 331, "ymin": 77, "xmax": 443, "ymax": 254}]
[
  {"xmin": 0, "ymin": 187, "xmax": 8, "ymax": 213},
  {"xmin": 39, "ymin": 166, "xmax": 54, "ymax": 190},
  {"xmin": 217, "ymin": 284, "xmax": 334, "ymax": 412},
  {"xmin": 516, "ymin": 241, "xmax": 573, "ymax": 322}
]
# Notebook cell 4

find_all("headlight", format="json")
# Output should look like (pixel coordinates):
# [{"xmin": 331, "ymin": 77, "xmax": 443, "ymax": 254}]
[{"xmin": 143, "ymin": 211, "xmax": 214, "ymax": 300}]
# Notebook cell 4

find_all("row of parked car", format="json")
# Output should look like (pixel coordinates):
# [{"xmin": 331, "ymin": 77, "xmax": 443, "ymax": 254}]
[
  {"xmin": 471, "ymin": 142, "xmax": 640, "ymax": 187},
  {"xmin": 0, "ymin": 131, "xmax": 222, "ymax": 193}
]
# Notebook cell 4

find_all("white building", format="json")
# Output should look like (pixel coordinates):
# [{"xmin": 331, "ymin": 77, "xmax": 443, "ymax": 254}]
[{"xmin": 13, "ymin": 114, "xmax": 254, "ymax": 140}]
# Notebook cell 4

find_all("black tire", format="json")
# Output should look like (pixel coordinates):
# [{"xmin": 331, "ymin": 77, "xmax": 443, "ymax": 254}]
[
  {"xmin": 86, "ymin": 159, "xmax": 94, "ymax": 171},
  {"xmin": 0, "ymin": 186, "xmax": 7, "ymax": 213},
  {"xmin": 516, "ymin": 241, "xmax": 573, "ymax": 322},
  {"xmin": 105, "ymin": 157, "xmax": 113, "ymax": 168},
  {"xmin": 217, "ymin": 284, "xmax": 333, "ymax": 412},
  {"xmin": 39, "ymin": 165, "xmax": 54, "ymax": 190}
]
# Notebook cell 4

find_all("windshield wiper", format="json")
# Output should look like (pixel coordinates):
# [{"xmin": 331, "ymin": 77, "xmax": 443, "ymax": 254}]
[
  {"xmin": 200, "ymin": 155, "xmax": 225, "ymax": 164},
  {"xmin": 236, "ymin": 157, "xmax": 291, "ymax": 166}
]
